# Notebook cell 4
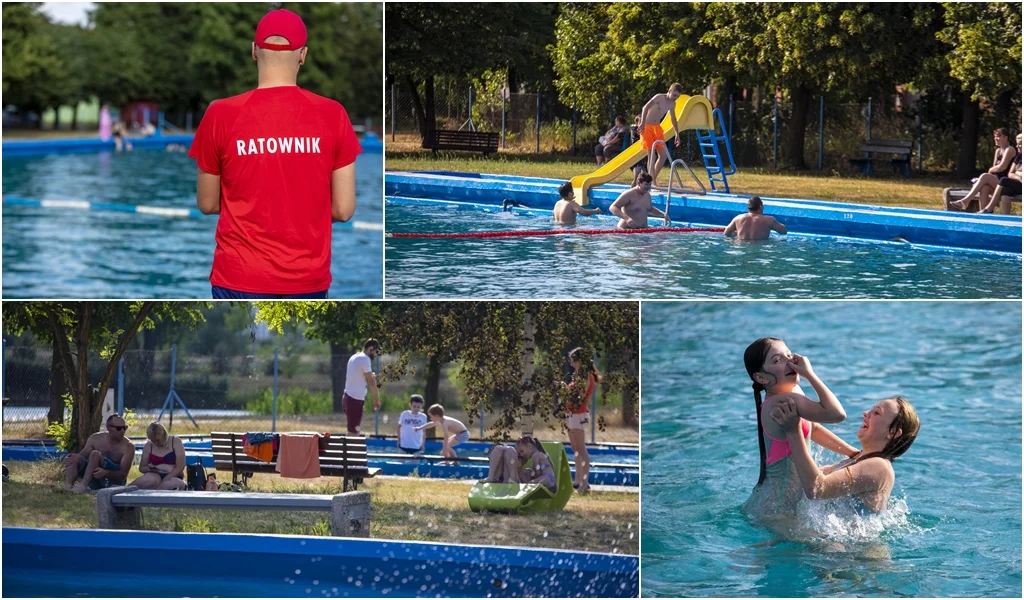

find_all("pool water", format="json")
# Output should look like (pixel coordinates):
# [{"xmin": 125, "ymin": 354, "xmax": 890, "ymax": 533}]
[
  {"xmin": 385, "ymin": 200, "xmax": 1022, "ymax": 299},
  {"xmin": 640, "ymin": 302, "xmax": 1022, "ymax": 597},
  {"xmin": 2, "ymin": 150, "xmax": 382, "ymax": 298}
]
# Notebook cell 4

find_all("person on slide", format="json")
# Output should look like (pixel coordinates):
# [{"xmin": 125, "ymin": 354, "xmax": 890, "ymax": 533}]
[
  {"xmin": 741, "ymin": 337, "xmax": 856, "ymax": 520},
  {"xmin": 770, "ymin": 394, "xmax": 919, "ymax": 513},
  {"xmin": 639, "ymin": 83, "xmax": 683, "ymax": 189}
]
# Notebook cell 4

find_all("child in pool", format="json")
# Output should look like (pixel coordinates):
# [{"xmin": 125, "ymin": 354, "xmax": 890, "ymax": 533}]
[
  {"xmin": 414, "ymin": 404, "xmax": 469, "ymax": 461},
  {"xmin": 741, "ymin": 337, "xmax": 858, "ymax": 520},
  {"xmin": 480, "ymin": 436, "xmax": 557, "ymax": 493}
]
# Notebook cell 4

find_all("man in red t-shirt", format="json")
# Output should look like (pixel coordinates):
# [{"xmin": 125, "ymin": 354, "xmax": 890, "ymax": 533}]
[{"xmin": 188, "ymin": 9, "xmax": 362, "ymax": 299}]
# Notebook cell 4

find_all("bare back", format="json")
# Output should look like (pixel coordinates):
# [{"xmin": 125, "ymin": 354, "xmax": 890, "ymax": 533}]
[
  {"xmin": 553, "ymin": 200, "xmax": 579, "ymax": 224},
  {"xmin": 728, "ymin": 213, "xmax": 781, "ymax": 240}
]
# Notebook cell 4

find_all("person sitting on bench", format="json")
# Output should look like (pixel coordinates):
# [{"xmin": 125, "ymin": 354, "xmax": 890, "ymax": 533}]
[
  {"xmin": 130, "ymin": 422, "xmax": 187, "ymax": 490},
  {"xmin": 61, "ymin": 414, "xmax": 134, "ymax": 493},
  {"xmin": 951, "ymin": 128, "xmax": 1018, "ymax": 211},
  {"xmin": 595, "ymin": 116, "xmax": 628, "ymax": 165},
  {"xmin": 979, "ymin": 133, "xmax": 1022, "ymax": 214}
]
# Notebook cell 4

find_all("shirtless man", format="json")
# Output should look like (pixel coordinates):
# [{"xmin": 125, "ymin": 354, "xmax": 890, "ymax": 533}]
[
  {"xmin": 609, "ymin": 173, "xmax": 669, "ymax": 229},
  {"xmin": 640, "ymin": 83, "xmax": 684, "ymax": 188},
  {"xmin": 723, "ymin": 196, "xmax": 787, "ymax": 240},
  {"xmin": 61, "ymin": 414, "xmax": 134, "ymax": 493},
  {"xmin": 553, "ymin": 181, "xmax": 602, "ymax": 224}
]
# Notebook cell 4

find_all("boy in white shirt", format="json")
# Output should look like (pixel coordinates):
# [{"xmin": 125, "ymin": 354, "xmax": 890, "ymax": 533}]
[
  {"xmin": 414, "ymin": 404, "xmax": 469, "ymax": 462},
  {"xmin": 397, "ymin": 395, "xmax": 428, "ymax": 455}
]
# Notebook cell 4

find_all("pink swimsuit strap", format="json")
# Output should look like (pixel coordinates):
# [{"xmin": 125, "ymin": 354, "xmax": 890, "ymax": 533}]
[{"xmin": 764, "ymin": 419, "xmax": 811, "ymax": 465}]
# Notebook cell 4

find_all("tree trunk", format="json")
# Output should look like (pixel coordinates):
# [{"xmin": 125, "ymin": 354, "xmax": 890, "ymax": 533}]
[
  {"xmin": 404, "ymin": 75, "xmax": 427, "ymax": 140},
  {"xmin": 622, "ymin": 354, "xmax": 638, "ymax": 427},
  {"xmin": 786, "ymin": 83, "xmax": 811, "ymax": 170},
  {"xmin": 48, "ymin": 336, "xmax": 67, "ymax": 424},
  {"xmin": 71, "ymin": 103, "xmax": 80, "ymax": 131},
  {"xmin": 506, "ymin": 65, "xmax": 518, "ymax": 94},
  {"xmin": 53, "ymin": 107, "xmax": 62, "ymax": 131},
  {"xmin": 424, "ymin": 75, "xmax": 436, "ymax": 137},
  {"xmin": 330, "ymin": 342, "xmax": 350, "ymax": 413},
  {"xmin": 424, "ymin": 355, "xmax": 441, "ymax": 405},
  {"xmin": 957, "ymin": 92, "xmax": 981, "ymax": 179},
  {"xmin": 994, "ymin": 90, "xmax": 1013, "ymax": 132},
  {"xmin": 519, "ymin": 309, "xmax": 537, "ymax": 436}
]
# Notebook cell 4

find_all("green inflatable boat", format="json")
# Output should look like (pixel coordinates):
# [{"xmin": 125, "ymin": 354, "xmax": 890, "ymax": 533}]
[{"xmin": 467, "ymin": 441, "xmax": 574, "ymax": 513}]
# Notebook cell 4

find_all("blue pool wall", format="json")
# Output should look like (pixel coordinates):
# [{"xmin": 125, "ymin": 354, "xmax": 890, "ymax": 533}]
[
  {"xmin": 2, "ymin": 132, "xmax": 383, "ymax": 157},
  {"xmin": 3, "ymin": 527, "xmax": 638, "ymax": 598},
  {"xmin": 1, "ymin": 442, "xmax": 639, "ymax": 487},
  {"xmin": 385, "ymin": 171, "xmax": 1022, "ymax": 254}
]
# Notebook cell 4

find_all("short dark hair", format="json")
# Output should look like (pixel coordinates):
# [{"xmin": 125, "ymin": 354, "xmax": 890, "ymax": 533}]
[
  {"xmin": 364, "ymin": 339, "xmax": 380, "ymax": 351},
  {"xmin": 106, "ymin": 413, "xmax": 124, "ymax": 425},
  {"xmin": 558, "ymin": 181, "xmax": 574, "ymax": 199},
  {"xmin": 410, "ymin": 394, "xmax": 424, "ymax": 404},
  {"xmin": 668, "ymin": 83, "xmax": 683, "ymax": 95},
  {"xmin": 427, "ymin": 404, "xmax": 445, "ymax": 418},
  {"xmin": 748, "ymin": 196, "xmax": 763, "ymax": 212},
  {"xmin": 614, "ymin": 115, "xmax": 625, "ymax": 125},
  {"xmin": 637, "ymin": 172, "xmax": 653, "ymax": 185},
  {"xmin": 994, "ymin": 127, "xmax": 1010, "ymax": 137}
]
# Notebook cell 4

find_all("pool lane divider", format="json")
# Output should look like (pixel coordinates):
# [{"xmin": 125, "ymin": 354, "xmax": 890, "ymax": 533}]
[
  {"xmin": 388, "ymin": 226, "xmax": 724, "ymax": 239},
  {"xmin": 2, "ymin": 196, "xmax": 383, "ymax": 231},
  {"xmin": 386, "ymin": 171, "xmax": 1023, "ymax": 254}
]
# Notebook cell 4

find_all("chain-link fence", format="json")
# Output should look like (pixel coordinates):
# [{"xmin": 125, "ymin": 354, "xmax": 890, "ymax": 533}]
[
  {"xmin": 387, "ymin": 82, "xmax": 1022, "ymax": 176},
  {"xmin": 3, "ymin": 343, "xmax": 637, "ymax": 445}
]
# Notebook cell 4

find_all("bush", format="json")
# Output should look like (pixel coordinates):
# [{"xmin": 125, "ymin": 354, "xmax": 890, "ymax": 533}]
[{"xmin": 245, "ymin": 388, "xmax": 332, "ymax": 416}]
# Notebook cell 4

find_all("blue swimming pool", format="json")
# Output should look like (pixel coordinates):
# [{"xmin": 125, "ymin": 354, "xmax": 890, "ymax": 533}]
[
  {"xmin": 3, "ymin": 527, "xmax": 639, "ymax": 597},
  {"xmin": 2, "ymin": 142, "xmax": 382, "ymax": 298},
  {"xmin": 385, "ymin": 172, "xmax": 1022, "ymax": 300},
  {"xmin": 640, "ymin": 301, "xmax": 1022, "ymax": 597}
]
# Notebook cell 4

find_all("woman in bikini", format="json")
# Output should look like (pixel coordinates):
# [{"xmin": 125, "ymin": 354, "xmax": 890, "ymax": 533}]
[
  {"xmin": 741, "ymin": 337, "xmax": 857, "ymax": 520},
  {"xmin": 770, "ymin": 395, "xmax": 919, "ymax": 512},
  {"xmin": 130, "ymin": 422, "xmax": 187, "ymax": 490},
  {"xmin": 481, "ymin": 436, "xmax": 557, "ymax": 493}
]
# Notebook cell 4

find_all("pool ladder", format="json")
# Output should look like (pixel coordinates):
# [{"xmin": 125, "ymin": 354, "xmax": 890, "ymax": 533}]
[
  {"xmin": 694, "ymin": 108, "xmax": 737, "ymax": 193},
  {"xmin": 649, "ymin": 139, "xmax": 707, "ymax": 224}
]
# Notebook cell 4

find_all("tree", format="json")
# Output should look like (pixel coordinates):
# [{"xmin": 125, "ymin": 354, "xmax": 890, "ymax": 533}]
[
  {"xmin": 1, "ymin": 3, "xmax": 66, "ymax": 120},
  {"xmin": 254, "ymin": 302, "xmax": 382, "ymax": 412},
  {"xmin": 2, "ymin": 302, "xmax": 207, "ymax": 450},
  {"xmin": 935, "ymin": 3, "xmax": 1023, "ymax": 177}
]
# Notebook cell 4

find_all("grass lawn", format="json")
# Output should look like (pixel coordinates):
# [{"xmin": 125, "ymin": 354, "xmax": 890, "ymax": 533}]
[
  {"xmin": 386, "ymin": 147, "xmax": 1018, "ymax": 214},
  {"xmin": 2, "ymin": 460, "xmax": 638, "ymax": 555},
  {"xmin": 2, "ymin": 129, "xmax": 100, "ymax": 140}
]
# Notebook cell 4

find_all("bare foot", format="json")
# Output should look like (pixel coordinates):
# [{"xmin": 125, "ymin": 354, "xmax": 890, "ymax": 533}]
[{"xmin": 71, "ymin": 484, "xmax": 89, "ymax": 494}]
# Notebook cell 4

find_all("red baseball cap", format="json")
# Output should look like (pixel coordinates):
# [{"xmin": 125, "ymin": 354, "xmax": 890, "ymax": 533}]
[{"xmin": 254, "ymin": 9, "xmax": 307, "ymax": 51}]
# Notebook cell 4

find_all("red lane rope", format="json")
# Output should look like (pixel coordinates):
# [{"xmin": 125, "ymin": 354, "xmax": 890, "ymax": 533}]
[{"xmin": 388, "ymin": 227, "xmax": 725, "ymax": 239}]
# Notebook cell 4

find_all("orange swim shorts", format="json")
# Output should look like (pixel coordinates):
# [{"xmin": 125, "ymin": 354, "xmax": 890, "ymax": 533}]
[{"xmin": 641, "ymin": 124, "xmax": 665, "ymax": 151}]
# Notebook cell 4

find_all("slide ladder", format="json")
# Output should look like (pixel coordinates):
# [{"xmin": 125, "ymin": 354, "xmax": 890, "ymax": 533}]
[{"xmin": 694, "ymin": 108, "xmax": 736, "ymax": 194}]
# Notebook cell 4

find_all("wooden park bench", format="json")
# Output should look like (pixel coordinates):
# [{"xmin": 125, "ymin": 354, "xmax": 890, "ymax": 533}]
[
  {"xmin": 422, "ymin": 130, "xmax": 499, "ymax": 155},
  {"xmin": 849, "ymin": 139, "xmax": 913, "ymax": 176},
  {"xmin": 211, "ymin": 432, "xmax": 380, "ymax": 492},
  {"xmin": 96, "ymin": 486, "xmax": 370, "ymax": 537},
  {"xmin": 943, "ymin": 187, "xmax": 1022, "ymax": 213}
]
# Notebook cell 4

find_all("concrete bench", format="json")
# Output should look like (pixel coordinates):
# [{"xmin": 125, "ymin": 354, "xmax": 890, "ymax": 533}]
[
  {"xmin": 97, "ymin": 486, "xmax": 370, "ymax": 537},
  {"xmin": 943, "ymin": 187, "xmax": 1022, "ymax": 213}
]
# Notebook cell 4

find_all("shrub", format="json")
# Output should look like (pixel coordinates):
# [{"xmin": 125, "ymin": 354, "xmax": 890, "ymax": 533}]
[{"xmin": 245, "ymin": 388, "xmax": 332, "ymax": 416}]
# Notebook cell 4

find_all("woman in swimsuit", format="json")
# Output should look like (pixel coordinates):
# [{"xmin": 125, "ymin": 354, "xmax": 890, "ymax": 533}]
[
  {"xmin": 130, "ymin": 422, "xmax": 186, "ymax": 490},
  {"xmin": 951, "ymin": 127, "xmax": 1019, "ymax": 212},
  {"xmin": 770, "ymin": 395, "xmax": 919, "ymax": 512},
  {"xmin": 741, "ymin": 337, "xmax": 857, "ymax": 519},
  {"xmin": 481, "ymin": 436, "xmax": 557, "ymax": 493}
]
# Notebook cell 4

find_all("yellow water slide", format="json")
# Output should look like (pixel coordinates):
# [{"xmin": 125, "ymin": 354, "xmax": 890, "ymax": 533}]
[{"xmin": 571, "ymin": 94, "xmax": 714, "ymax": 205}]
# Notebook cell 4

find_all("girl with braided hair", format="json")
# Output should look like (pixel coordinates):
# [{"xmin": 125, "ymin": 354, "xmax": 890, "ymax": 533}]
[
  {"xmin": 740, "ymin": 337, "xmax": 854, "ymax": 519},
  {"xmin": 771, "ymin": 395, "xmax": 919, "ymax": 513}
]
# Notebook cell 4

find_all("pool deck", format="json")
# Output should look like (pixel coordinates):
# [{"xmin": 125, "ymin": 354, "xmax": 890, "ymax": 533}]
[
  {"xmin": 385, "ymin": 171, "xmax": 1022, "ymax": 254},
  {"xmin": 2, "ymin": 132, "xmax": 383, "ymax": 156}
]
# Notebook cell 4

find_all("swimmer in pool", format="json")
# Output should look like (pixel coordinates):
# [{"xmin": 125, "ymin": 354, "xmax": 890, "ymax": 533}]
[
  {"xmin": 771, "ymin": 394, "xmax": 919, "ymax": 513},
  {"xmin": 741, "ymin": 337, "xmax": 856, "ymax": 520},
  {"xmin": 553, "ymin": 181, "xmax": 601, "ymax": 224},
  {"xmin": 724, "ymin": 197, "xmax": 787, "ymax": 240},
  {"xmin": 608, "ymin": 173, "xmax": 669, "ymax": 229}
]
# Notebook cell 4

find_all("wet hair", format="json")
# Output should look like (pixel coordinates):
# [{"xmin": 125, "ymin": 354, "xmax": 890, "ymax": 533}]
[
  {"xmin": 516, "ymin": 435, "xmax": 546, "ymax": 456},
  {"xmin": 568, "ymin": 347, "xmax": 602, "ymax": 383},
  {"xmin": 743, "ymin": 337, "xmax": 785, "ymax": 486},
  {"xmin": 994, "ymin": 127, "xmax": 1010, "ymax": 137},
  {"xmin": 637, "ymin": 172, "xmax": 653, "ymax": 185},
  {"xmin": 748, "ymin": 196, "xmax": 763, "ymax": 213},
  {"xmin": 146, "ymin": 422, "xmax": 168, "ymax": 443},
  {"xmin": 427, "ymin": 404, "xmax": 445, "ymax": 418},
  {"xmin": 860, "ymin": 396, "xmax": 919, "ymax": 462},
  {"xmin": 409, "ymin": 394, "xmax": 424, "ymax": 405},
  {"xmin": 363, "ymin": 338, "xmax": 380, "ymax": 351},
  {"xmin": 558, "ymin": 181, "xmax": 574, "ymax": 200},
  {"xmin": 668, "ymin": 83, "xmax": 683, "ymax": 95}
]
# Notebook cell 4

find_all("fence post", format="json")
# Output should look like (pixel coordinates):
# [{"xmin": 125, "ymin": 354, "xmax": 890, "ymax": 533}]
[
  {"xmin": 271, "ymin": 348, "xmax": 279, "ymax": 433},
  {"xmin": 168, "ymin": 344, "xmax": 177, "ymax": 429},
  {"xmin": 572, "ymin": 91, "xmax": 578, "ymax": 156},
  {"xmin": 535, "ymin": 92, "xmax": 541, "ymax": 153},
  {"xmin": 117, "ymin": 357, "xmax": 125, "ymax": 415},
  {"xmin": 468, "ymin": 85, "xmax": 474, "ymax": 132},
  {"xmin": 479, "ymin": 408, "xmax": 484, "ymax": 440},
  {"xmin": 501, "ymin": 90, "xmax": 506, "ymax": 149},
  {"xmin": 917, "ymin": 130, "xmax": 923, "ymax": 172},
  {"xmin": 156, "ymin": 111, "xmax": 164, "ymax": 136},
  {"xmin": 728, "ymin": 93, "xmax": 734, "ymax": 139},
  {"xmin": 609, "ymin": 94, "xmax": 614, "ymax": 127},
  {"xmin": 866, "ymin": 96, "xmax": 873, "ymax": 141},
  {"xmin": 390, "ymin": 84, "xmax": 396, "ymax": 142},
  {"xmin": 773, "ymin": 94, "xmax": 778, "ymax": 170},
  {"xmin": 186, "ymin": 111, "xmax": 192, "ymax": 133},
  {"xmin": 373, "ymin": 355, "xmax": 380, "ymax": 437},
  {"xmin": 818, "ymin": 96, "xmax": 824, "ymax": 170}
]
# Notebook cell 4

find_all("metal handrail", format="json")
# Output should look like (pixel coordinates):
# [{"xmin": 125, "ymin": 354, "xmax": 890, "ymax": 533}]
[{"xmin": 664, "ymin": 158, "xmax": 706, "ymax": 225}]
